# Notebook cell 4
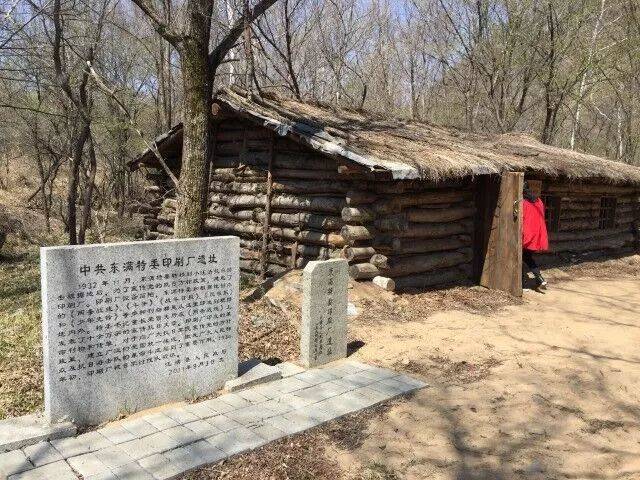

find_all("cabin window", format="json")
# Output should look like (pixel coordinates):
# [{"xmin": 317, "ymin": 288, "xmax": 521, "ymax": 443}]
[
  {"xmin": 599, "ymin": 197, "xmax": 617, "ymax": 229},
  {"xmin": 542, "ymin": 195, "xmax": 561, "ymax": 232}
]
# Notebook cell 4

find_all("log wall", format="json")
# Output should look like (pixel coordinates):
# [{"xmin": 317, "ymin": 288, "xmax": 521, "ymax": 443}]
[
  {"xmin": 537, "ymin": 181, "xmax": 640, "ymax": 258},
  {"xmin": 138, "ymin": 116, "xmax": 640, "ymax": 291}
]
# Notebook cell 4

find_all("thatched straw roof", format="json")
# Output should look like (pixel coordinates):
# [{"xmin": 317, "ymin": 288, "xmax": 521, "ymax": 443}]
[{"xmin": 131, "ymin": 86, "xmax": 640, "ymax": 185}]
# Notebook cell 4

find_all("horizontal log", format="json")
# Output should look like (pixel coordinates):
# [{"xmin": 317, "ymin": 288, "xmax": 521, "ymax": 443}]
[
  {"xmin": 143, "ymin": 217, "xmax": 160, "ymax": 227},
  {"xmin": 346, "ymin": 190, "xmax": 378, "ymax": 205},
  {"xmin": 341, "ymin": 225, "xmax": 376, "ymax": 242},
  {"xmin": 396, "ymin": 220, "xmax": 473, "ymax": 239},
  {"xmin": 406, "ymin": 206, "xmax": 474, "ymax": 223},
  {"xmin": 208, "ymin": 207, "xmax": 343, "ymax": 231},
  {"xmin": 342, "ymin": 246, "xmax": 377, "ymax": 261},
  {"xmin": 372, "ymin": 276, "xmax": 395, "ymax": 291},
  {"xmin": 349, "ymin": 263, "xmax": 380, "ymax": 280},
  {"xmin": 224, "ymin": 194, "xmax": 346, "ymax": 214},
  {"xmin": 393, "ymin": 266, "xmax": 470, "ymax": 290},
  {"xmin": 374, "ymin": 191, "xmax": 472, "ymax": 214},
  {"xmin": 156, "ymin": 233, "xmax": 172, "ymax": 239},
  {"xmin": 162, "ymin": 198, "xmax": 177, "ymax": 210},
  {"xmin": 544, "ymin": 184, "xmax": 637, "ymax": 195},
  {"xmin": 391, "ymin": 235, "xmax": 471, "ymax": 254},
  {"xmin": 375, "ymin": 215, "xmax": 409, "ymax": 232},
  {"xmin": 156, "ymin": 224, "xmax": 174, "ymax": 236},
  {"xmin": 240, "ymin": 240, "xmax": 335, "ymax": 260},
  {"xmin": 209, "ymin": 179, "xmax": 351, "ymax": 195},
  {"xmin": 549, "ymin": 226, "xmax": 632, "ymax": 242},
  {"xmin": 549, "ymin": 233, "xmax": 634, "ymax": 253},
  {"xmin": 341, "ymin": 206, "xmax": 377, "ymax": 223},
  {"xmin": 204, "ymin": 218, "xmax": 346, "ymax": 247},
  {"xmin": 214, "ymin": 152, "xmax": 339, "ymax": 171},
  {"xmin": 370, "ymin": 254, "xmax": 389, "ymax": 269},
  {"xmin": 380, "ymin": 248, "xmax": 472, "ymax": 277}
]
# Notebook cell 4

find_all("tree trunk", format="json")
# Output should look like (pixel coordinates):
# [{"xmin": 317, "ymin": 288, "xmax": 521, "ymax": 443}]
[{"xmin": 174, "ymin": 8, "xmax": 213, "ymax": 238}]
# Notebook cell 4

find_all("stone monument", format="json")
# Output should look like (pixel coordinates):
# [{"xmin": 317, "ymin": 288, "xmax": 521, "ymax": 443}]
[
  {"xmin": 300, "ymin": 258, "xmax": 348, "ymax": 367},
  {"xmin": 40, "ymin": 236, "xmax": 240, "ymax": 425}
]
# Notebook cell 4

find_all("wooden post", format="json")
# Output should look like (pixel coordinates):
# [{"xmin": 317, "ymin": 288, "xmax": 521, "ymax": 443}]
[{"xmin": 260, "ymin": 132, "xmax": 275, "ymax": 279}]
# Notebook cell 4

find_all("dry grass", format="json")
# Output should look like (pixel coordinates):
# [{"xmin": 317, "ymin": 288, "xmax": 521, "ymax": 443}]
[
  {"xmin": 0, "ymin": 246, "xmax": 43, "ymax": 419},
  {"xmin": 213, "ymin": 87, "xmax": 640, "ymax": 184}
]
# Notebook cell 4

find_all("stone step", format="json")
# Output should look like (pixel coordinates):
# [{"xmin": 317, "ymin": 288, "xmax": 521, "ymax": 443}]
[{"xmin": 0, "ymin": 414, "xmax": 76, "ymax": 453}]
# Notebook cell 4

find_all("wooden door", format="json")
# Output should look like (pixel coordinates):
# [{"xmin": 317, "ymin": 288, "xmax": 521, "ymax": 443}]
[{"xmin": 475, "ymin": 172, "xmax": 524, "ymax": 297}]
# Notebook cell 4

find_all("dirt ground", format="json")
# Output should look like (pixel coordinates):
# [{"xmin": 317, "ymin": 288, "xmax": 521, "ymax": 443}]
[{"xmin": 194, "ymin": 270, "xmax": 640, "ymax": 480}]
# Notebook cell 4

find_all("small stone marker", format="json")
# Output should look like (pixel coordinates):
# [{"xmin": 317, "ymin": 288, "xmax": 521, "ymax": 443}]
[
  {"xmin": 41, "ymin": 236, "xmax": 240, "ymax": 425},
  {"xmin": 300, "ymin": 259, "xmax": 348, "ymax": 367}
]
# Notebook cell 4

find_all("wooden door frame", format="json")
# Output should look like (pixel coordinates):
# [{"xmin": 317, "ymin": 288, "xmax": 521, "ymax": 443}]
[{"xmin": 474, "ymin": 172, "xmax": 524, "ymax": 297}]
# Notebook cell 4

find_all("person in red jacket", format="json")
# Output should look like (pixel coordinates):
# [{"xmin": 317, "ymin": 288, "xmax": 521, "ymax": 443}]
[{"xmin": 522, "ymin": 181, "xmax": 549, "ymax": 289}]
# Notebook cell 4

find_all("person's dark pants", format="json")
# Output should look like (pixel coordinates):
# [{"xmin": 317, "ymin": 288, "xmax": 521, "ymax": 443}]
[{"xmin": 522, "ymin": 249, "xmax": 541, "ymax": 276}]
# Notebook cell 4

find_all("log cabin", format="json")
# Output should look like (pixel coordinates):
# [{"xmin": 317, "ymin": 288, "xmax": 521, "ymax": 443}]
[{"xmin": 129, "ymin": 86, "xmax": 640, "ymax": 295}]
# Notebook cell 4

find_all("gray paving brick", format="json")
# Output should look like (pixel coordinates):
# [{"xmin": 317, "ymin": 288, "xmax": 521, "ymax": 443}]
[
  {"xmin": 138, "ymin": 453, "xmax": 183, "ymax": 480},
  {"xmin": 0, "ymin": 450, "xmax": 32, "ymax": 478},
  {"xmin": 94, "ymin": 445, "xmax": 135, "ymax": 469},
  {"xmin": 352, "ymin": 386, "xmax": 395, "ymax": 406},
  {"xmin": 273, "ymin": 376, "xmax": 312, "ymax": 394},
  {"xmin": 389, "ymin": 374, "xmax": 428, "ymax": 389},
  {"xmin": 367, "ymin": 380, "xmax": 410, "ymax": 397},
  {"xmin": 7, "ymin": 460, "xmax": 76, "ymax": 480},
  {"xmin": 320, "ymin": 360, "xmax": 367, "ymax": 377},
  {"xmin": 85, "ymin": 472, "xmax": 118, "ymax": 480},
  {"xmin": 198, "ymin": 398, "xmax": 236, "ymax": 415},
  {"xmin": 163, "ymin": 447, "xmax": 203, "ymax": 472},
  {"xmin": 184, "ymin": 420, "xmax": 222, "ymax": 439},
  {"xmin": 206, "ymin": 415, "xmax": 242, "ymax": 433},
  {"xmin": 217, "ymin": 393, "xmax": 252, "ymax": 410},
  {"xmin": 292, "ymin": 385, "xmax": 335, "ymax": 403},
  {"xmin": 249, "ymin": 382, "xmax": 285, "ymax": 399},
  {"xmin": 206, "ymin": 426, "xmax": 267, "ymax": 456},
  {"xmin": 98, "ymin": 424, "xmax": 138, "ymax": 444},
  {"xmin": 141, "ymin": 413, "xmax": 179, "ymax": 432},
  {"xmin": 51, "ymin": 431, "xmax": 113, "ymax": 458},
  {"xmin": 163, "ymin": 408, "xmax": 199, "ymax": 425},
  {"xmin": 66, "ymin": 452, "xmax": 111, "ymax": 477},
  {"xmin": 22, "ymin": 441, "xmax": 63, "ymax": 467},
  {"xmin": 111, "ymin": 462, "xmax": 155, "ymax": 480},
  {"xmin": 120, "ymin": 418, "xmax": 159, "ymax": 438},
  {"xmin": 259, "ymin": 399, "xmax": 294, "ymax": 416},
  {"xmin": 294, "ymin": 369, "xmax": 339, "ymax": 385},
  {"xmin": 341, "ymin": 372, "xmax": 378, "ymax": 387},
  {"xmin": 225, "ymin": 405, "xmax": 279, "ymax": 427},
  {"xmin": 251, "ymin": 423, "xmax": 288, "ymax": 442},
  {"xmin": 312, "ymin": 397, "xmax": 353, "ymax": 418},
  {"xmin": 235, "ymin": 388, "xmax": 270, "ymax": 405},
  {"xmin": 119, "ymin": 432, "xmax": 180, "ymax": 461},
  {"xmin": 356, "ymin": 367, "xmax": 399, "ymax": 382},
  {"xmin": 182, "ymin": 402, "xmax": 218, "ymax": 419},
  {"xmin": 182, "ymin": 440, "xmax": 226, "ymax": 465},
  {"xmin": 295, "ymin": 404, "xmax": 339, "ymax": 424},
  {"xmin": 162, "ymin": 426, "xmax": 200, "ymax": 447},
  {"xmin": 265, "ymin": 411, "xmax": 320, "ymax": 436},
  {"xmin": 276, "ymin": 392, "xmax": 318, "ymax": 409}
]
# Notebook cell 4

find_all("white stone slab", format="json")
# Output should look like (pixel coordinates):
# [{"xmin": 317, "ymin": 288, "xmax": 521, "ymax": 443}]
[
  {"xmin": 41, "ymin": 236, "xmax": 240, "ymax": 425},
  {"xmin": 300, "ymin": 259, "xmax": 348, "ymax": 368}
]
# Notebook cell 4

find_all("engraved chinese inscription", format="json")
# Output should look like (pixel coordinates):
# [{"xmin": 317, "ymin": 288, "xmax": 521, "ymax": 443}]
[
  {"xmin": 41, "ymin": 237, "xmax": 240, "ymax": 425},
  {"xmin": 300, "ymin": 259, "xmax": 348, "ymax": 368}
]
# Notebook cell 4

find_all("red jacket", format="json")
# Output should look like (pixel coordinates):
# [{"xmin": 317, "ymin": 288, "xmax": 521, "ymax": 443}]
[{"xmin": 522, "ymin": 198, "xmax": 549, "ymax": 252}]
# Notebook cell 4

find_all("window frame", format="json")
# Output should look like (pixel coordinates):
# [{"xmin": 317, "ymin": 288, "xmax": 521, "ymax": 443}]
[
  {"xmin": 541, "ymin": 194, "xmax": 561, "ymax": 233},
  {"xmin": 599, "ymin": 196, "xmax": 617, "ymax": 229}
]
